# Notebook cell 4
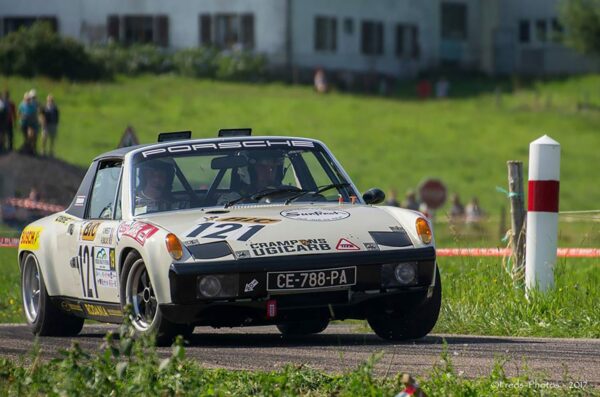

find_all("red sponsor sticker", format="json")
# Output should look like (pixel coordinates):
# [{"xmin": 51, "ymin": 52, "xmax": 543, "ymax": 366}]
[
  {"xmin": 336, "ymin": 238, "xmax": 360, "ymax": 251},
  {"xmin": 122, "ymin": 222, "xmax": 159, "ymax": 246}
]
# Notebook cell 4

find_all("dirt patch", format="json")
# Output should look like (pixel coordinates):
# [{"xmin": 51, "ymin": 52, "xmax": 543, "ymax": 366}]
[{"xmin": 0, "ymin": 152, "xmax": 86, "ymax": 206}]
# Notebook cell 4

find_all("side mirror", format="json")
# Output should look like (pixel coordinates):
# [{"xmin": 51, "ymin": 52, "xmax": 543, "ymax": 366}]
[{"xmin": 362, "ymin": 188, "xmax": 385, "ymax": 205}]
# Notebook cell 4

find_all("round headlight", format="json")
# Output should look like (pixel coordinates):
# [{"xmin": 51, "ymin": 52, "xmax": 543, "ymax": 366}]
[
  {"xmin": 394, "ymin": 263, "xmax": 417, "ymax": 285},
  {"xmin": 198, "ymin": 276, "xmax": 222, "ymax": 298}
]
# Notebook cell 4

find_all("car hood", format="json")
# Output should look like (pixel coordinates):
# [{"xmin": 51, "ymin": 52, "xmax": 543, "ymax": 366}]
[{"xmin": 137, "ymin": 204, "xmax": 423, "ymax": 259}]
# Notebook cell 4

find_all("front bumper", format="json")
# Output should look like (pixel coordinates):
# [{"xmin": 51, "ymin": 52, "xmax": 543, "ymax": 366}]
[{"xmin": 164, "ymin": 246, "xmax": 436, "ymax": 325}]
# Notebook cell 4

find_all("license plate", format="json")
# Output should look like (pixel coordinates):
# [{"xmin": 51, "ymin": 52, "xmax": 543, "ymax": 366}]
[{"xmin": 267, "ymin": 267, "xmax": 356, "ymax": 291}]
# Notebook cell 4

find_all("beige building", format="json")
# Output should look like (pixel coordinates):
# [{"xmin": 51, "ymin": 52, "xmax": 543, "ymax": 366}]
[{"xmin": 0, "ymin": 0, "xmax": 596, "ymax": 78}]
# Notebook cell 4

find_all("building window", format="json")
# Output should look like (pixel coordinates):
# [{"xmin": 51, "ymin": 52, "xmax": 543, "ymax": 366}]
[
  {"xmin": 314, "ymin": 16, "xmax": 337, "ymax": 52},
  {"xmin": 441, "ymin": 2, "xmax": 468, "ymax": 40},
  {"xmin": 361, "ymin": 20, "xmax": 384, "ymax": 55},
  {"xmin": 535, "ymin": 19, "xmax": 547, "ymax": 42},
  {"xmin": 395, "ymin": 24, "xmax": 419, "ymax": 59},
  {"xmin": 344, "ymin": 18, "xmax": 354, "ymax": 35},
  {"xmin": 201, "ymin": 14, "xmax": 255, "ymax": 50},
  {"xmin": 107, "ymin": 15, "xmax": 169, "ymax": 47},
  {"xmin": 199, "ymin": 14, "xmax": 212, "ymax": 45},
  {"xmin": 2, "ymin": 16, "xmax": 58, "ymax": 36},
  {"xmin": 551, "ymin": 18, "xmax": 563, "ymax": 42},
  {"xmin": 519, "ymin": 20, "xmax": 530, "ymax": 43}
]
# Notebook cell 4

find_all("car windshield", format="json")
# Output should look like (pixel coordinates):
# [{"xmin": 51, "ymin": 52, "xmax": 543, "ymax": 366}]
[{"xmin": 131, "ymin": 140, "xmax": 357, "ymax": 216}]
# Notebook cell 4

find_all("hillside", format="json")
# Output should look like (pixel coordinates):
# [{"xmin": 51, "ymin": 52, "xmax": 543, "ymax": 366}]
[
  {"xmin": 2, "ymin": 74, "xmax": 599, "ymax": 216},
  {"xmin": 0, "ymin": 152, "xmax": 85, "ymax": 205}
]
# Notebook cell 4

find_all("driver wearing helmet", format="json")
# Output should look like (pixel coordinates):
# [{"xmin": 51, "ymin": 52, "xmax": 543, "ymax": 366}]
[{"xmin": 135, "ymin": 160, "xmax": 175, "ymax": 214}]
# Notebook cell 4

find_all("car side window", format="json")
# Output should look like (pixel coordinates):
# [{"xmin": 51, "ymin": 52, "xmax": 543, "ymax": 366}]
[{"xmin": 87, "ymin": 160, "xmax": 122, "ymax": 219}]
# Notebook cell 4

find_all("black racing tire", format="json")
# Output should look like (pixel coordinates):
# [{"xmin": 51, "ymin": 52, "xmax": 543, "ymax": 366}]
[
  {"xmin": 368, "ymin": 266, "xmax": 442, "ymax": 341},
  {"xmin": 21, "ymin": 253, "xmax": 84, "ymax": 336},
  {"xmin": 120, "ymin": 251, "xmax": 194, "ymax": 346},
  {"xmin": 276, "ymin": 318, "xmax": 330, "ymax": 336}
]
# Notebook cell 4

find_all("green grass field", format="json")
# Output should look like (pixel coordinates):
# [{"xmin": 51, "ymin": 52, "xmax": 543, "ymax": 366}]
[
  {"xmin": 4, "ymin": 74, "xmax": 599, "ymax": 247},
  {"xmin": 3, "ymin": 74, "xmax": 600, "ymax": 214}
]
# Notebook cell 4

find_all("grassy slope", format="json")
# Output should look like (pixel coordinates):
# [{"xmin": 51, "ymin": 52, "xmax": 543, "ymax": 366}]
[{"xmin": 3, "ymin": 74, "xmax": 600, "ymax": 215}]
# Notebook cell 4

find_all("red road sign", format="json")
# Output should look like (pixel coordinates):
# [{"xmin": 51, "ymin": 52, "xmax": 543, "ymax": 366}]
[{"xmin": 419, "ymin": 179, "xmax": 447, "ymax": 209}]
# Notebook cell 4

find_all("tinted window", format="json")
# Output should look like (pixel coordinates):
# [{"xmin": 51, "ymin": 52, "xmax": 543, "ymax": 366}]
[{"xmin": 88, "ymin": 161, "xmax": 122, "ymax": 219}]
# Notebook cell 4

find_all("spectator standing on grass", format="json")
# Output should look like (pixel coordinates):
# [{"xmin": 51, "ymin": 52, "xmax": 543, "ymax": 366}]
[
  {"xmin": 0, "ymin": 93, "xmax": 6, "ymax": 152},
  {"xmin": 465, "ymin": 196, "xmax": 483, "ymax": 224},
  {"xmin": 417, "ymin": 78, "xmax": 432, "ymax": 99},
  {"xmin": 402, "ymin": 189, "xmax": 420, "ymax": 211},
  {"xmin": 449, "ymin": 193, "xmax": 465, "ymax": 221},
  {"xmin": 41, "ymin": 94, "xmax": 59, "ymax": 157},
  {"xmin": 385, "ymin": 188, "xmax": 400, "ymax": 207},
  {"xmin": 1, "ymin": 91, "xmax": 17, "ymax": 151},
  {"xmin": 435, "ymin": 76, "xmax": 449, "ymax": 99},
  {"xmin": 314, "ymin": 67, "xmax": 328, "ymax": 93},
  {"xmin": 18, "ymin": 92, "xmax": 34, "ymax": 154}
]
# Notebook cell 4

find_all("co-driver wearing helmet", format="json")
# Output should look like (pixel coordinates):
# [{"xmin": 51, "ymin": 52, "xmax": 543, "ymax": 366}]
[
  {"xmin": 135, "ymin": 160, "xmax": 175, "ymax": 214},
  {"xmin": 217, "ymin": 150, "xmax": 287, "ymax": 205}
]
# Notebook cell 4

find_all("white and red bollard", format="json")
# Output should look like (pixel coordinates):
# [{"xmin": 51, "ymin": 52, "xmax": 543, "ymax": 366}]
[{"xmin": 525, "ymin": 135, "xmax": 560, "ymax": 292}]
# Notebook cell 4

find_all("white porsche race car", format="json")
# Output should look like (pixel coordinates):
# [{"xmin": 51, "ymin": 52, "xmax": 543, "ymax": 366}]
[{"xmin": 19, "ymin": 129, "xmax": 441, "ymax": 344}]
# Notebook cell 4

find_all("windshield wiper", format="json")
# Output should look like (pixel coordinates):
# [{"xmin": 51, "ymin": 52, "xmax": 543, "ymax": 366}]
[
  {"xmin": 224, "ymin": 187, "xmax": 308, "ymax": 208},
  {"xmin": 284, "ymin": 182, "xmax": 351, "ymax": 205}
]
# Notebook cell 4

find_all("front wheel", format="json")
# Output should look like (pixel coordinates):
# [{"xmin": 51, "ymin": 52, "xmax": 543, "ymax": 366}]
[
  {"xmin": 368, "ymin": 267, "xmax": 442, "ymax": 341},
  {"xmin": 120, "ymin": 252, "xmax": 193, "ymax": 346},
  {"xmin": 21, "ymin": 253, "xmax": 84, "ymax": 336}
]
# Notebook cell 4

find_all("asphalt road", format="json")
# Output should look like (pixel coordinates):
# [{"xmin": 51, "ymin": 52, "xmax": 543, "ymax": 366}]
[{"xmin": 0, "ymin": 323, "xmax": 599, "ymax": 387}]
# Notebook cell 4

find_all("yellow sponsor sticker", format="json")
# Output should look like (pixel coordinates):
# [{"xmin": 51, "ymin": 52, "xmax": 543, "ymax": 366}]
[
  {"xmin": 217, "ymin": 216, "xmax": 280, "ymax": 224},
  {"xmin": 83, "ymin": 303, "xmax": 110, "ymax": 317},
  {"xmin": 19, "ymin": 226, "xmax": 43, "ymax": 250},
  {"xmin": 81, "ymin": 221, "xmax": 102, "ymax": 241}
]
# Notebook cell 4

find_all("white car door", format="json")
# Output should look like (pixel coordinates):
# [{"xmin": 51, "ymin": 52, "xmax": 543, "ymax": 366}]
[{"xmin": 71, "ymin": 160, "xmax": 123, "ymax": 303}]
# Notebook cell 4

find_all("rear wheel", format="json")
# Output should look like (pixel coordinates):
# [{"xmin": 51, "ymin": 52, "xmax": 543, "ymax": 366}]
[
  {"xmin": 277, "ymin": 318, "xmax": 330, "ymax": 336},
  {"xmin": 21, "ymin": 253, "xmax": 84, "ymax": 336},
  {"xmin": 368, "ymin": 267, "xmax": 442, "ymax": 341},
  {"xmin": 120, "ymin": 252, "xmax": 193, "ymax": 346}
]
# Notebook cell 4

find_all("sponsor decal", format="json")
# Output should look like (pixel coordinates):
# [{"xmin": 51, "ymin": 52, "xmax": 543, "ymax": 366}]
[
  {"xmin": 235, "ymin": 250, "xmax": 251, "ymax": 259},
  {"xmin": 364, "ymin": 242, "xmax": 379, "ymax": 251},
  {"xmin": 116, "ymin": 221, "xmax": 134, "ymax": 242},
  {"xmin": 280, "ymin": 208, "xmax": 350, "ymax": 222},
  {"xmin": 186, "ymin": 222, "xmax": 264, "ymax": 241},
  {"xmin": 81, "ymin": 221, "xmax": 102, "ymax": 241},
  {"xmin": 100, "ymin": 227, "xmax": 114, "ymax": 245},
  {"xmin": 19, "ymin": 226, "xmax": 42, "ymax": 250},
  {"xmin": 336, "ymin": 238, "xmax": 360, "ymax": 251},
  {"xmin": 141, "ymin": 139, "xmax": 315, "ymax": 158},
  {"xmin": 245, "ymin": 279, "xmax": 259, "ymax": 292},
  {"xmin": 122, "ymin": 222, "xmax": 159, "ymax": 246},
  {"xmin": 250, "ymin": 239, "xmax": 331, "ymax": 256},
  {"xmin": 96, "ymin": 269, "xmax": 118, "ymax": 289},
  {"xmin": 94, "ymin": 247, "xmax": 116, "ymax": 271},
  {"xmin": 83, "ymin": 303, "xmax": 110, "ymax": 317},
  {"xmin": 74, "ymin": 196, "xmax": 85, "ymax": 206},
  {"xmin": 184, "ymin": 239, "xmax": 200, "ymax": 246},
  {"xmin": 217, "ymin": 216, "xmax": 280, "ymax": 224},
  {"xmin": 55, "ymin": 215, "xmax": 75, "ymax": 224},
  {"xmin": 60, "ymin": 301, "xmax": 83, "ymax": 312}
]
